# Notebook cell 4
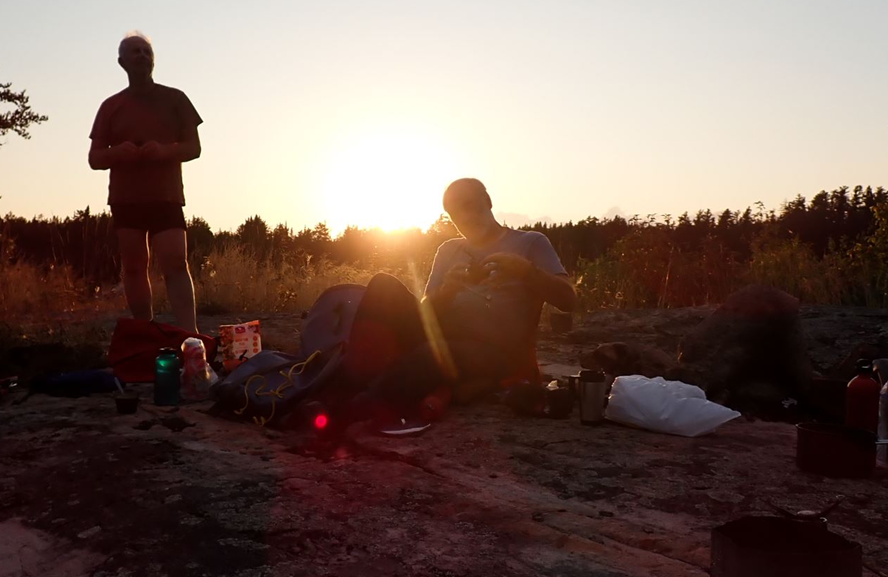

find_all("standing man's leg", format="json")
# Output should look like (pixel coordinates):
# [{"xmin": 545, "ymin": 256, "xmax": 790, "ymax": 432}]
[
  {"xmin": 152, "ymin": 229, "xmax": 198, "ymax": 333},
  {"xmin": 117, "ymin": 229, "xmax": 153, "ymax": 321}
]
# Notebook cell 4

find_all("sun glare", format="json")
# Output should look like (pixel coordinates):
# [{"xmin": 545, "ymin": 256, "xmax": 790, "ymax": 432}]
[{"xmin": 316, "ymin": 128, "xmax": 461, "ymax": 233}]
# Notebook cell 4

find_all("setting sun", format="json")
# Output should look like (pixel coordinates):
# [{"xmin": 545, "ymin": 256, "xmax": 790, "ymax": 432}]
[{"xmin": 316, "ymin": 127, "xmax": 463, "ymax": 233}]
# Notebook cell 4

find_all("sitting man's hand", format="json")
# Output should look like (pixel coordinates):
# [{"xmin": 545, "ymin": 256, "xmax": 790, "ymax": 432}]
[
  {"xmin": 480, "ymin": 252, "xmax": 534, "ymax": 283},
  {"xmin": 442, "ymin": 263, "xmax": 472, "ymax": 292}
]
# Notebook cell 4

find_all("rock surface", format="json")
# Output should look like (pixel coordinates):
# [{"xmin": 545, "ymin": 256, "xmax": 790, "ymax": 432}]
[
  {"xmin": 2, "ymin": 306, "xmax": 888, "ymax": 576},
  {"xmin": 677, "ymin": 286, "xmax": 812, "ymax": 413},
  {"xmin": 579, "ymin": 342, "xmax": 679, "ymax": 379},
  {"xmin": 3, "ymin": 386, "xmax": 888, "ymax": 577}
]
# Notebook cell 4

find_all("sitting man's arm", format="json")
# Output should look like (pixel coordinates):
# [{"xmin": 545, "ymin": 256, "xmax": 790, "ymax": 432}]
[
  {"xmin": 422, "ymin": 253, "xmax": 469, "ymax": 315},
  {"xmin": 527, "ymin": 263, "xmax": 577, "ymax": 312}
]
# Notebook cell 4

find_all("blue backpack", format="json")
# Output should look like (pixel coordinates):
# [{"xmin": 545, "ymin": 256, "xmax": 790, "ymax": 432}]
[{"xmin": 211, "ymin": 284, "xmax": 366, "ymax": 426}]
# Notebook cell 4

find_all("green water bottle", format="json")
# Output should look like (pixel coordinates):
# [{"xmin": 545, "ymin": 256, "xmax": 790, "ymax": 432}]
[{"xmin": 154, "ymin": 347, "xmax": 180, "ymax": 406}]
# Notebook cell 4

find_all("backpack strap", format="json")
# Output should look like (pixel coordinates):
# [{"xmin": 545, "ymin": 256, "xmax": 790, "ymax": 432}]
[{"xmin": 234, "ymin": 350, "xmax": 322, "ymax": 426}]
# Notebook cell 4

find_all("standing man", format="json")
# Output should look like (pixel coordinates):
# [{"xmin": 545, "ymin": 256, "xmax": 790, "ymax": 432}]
[{"xmin": 89, "ymin": 31, "xmax": 202, "ymax": 333}]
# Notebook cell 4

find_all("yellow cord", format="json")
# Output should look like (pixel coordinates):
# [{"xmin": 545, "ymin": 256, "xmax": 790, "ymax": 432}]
[{"xmin": 234, "ymin": 351, "xmax": 322, "ymax": 425}]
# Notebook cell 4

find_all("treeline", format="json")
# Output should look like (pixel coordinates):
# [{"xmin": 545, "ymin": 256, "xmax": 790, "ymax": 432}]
[{"xmin": 2, "ymin": 185, "xmax": 888, "ymax": 308}]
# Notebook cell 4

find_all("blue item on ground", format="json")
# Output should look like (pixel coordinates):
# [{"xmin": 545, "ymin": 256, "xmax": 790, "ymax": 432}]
[{"xmin": 30, "ymin": 370, "xmax": 125, "ymax": 397}]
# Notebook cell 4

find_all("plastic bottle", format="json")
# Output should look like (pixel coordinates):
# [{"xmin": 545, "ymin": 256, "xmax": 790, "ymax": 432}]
[
  {"xmin": 180, "ymin": 337, "xmax": 218, "ymax": 401},
  {"xmin": 845, "ymin": 359, "xmax": 880, "ymax": 433},
  {"xmin": 154, "ymin": 347, "xmax": 181, "ymax": 406}
]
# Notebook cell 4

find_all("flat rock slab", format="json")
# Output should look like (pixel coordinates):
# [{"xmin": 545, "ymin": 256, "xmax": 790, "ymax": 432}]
[{"xmin": 2, "ymin": 385, "xmax": 887, "ymax": 577}]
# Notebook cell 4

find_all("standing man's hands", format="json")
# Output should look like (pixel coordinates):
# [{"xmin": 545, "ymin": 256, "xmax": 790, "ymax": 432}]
[
  {"xmin": 113, "ymin": 140, "xmax": 177, "ymax": 163},
  {"xmin": 139, "ymin": 140, "xmax": 170, "ymax": 161},
  {"xmin": 112, "ymin": 141, "xmax": 140, "ymax": 163},
  {"xmin": 90, "ymin": 140, "xmax": 183, "ymax": 169}
]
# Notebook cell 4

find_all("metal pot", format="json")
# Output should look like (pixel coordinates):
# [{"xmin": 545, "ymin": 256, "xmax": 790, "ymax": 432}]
[
  {"xmin": 711, "ymin": 516, "xmax": 862, "ymax": 577},
  {"xmin": 796, "ymin": 422, "xmax": 876, "ymax": 478}
]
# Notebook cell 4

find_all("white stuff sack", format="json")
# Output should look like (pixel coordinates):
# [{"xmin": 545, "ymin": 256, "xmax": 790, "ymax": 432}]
[{"xmin": 605, "ymin": 375, "xmax": 741, "ymax": 437}]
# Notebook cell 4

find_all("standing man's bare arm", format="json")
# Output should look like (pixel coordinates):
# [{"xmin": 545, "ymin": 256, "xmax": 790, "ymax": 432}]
[{"xmin": 140, "ymin": 124, "xmax": 201, "ymax": 163}]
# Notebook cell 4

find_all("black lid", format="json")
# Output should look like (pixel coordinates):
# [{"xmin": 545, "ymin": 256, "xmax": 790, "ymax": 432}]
[
  {"xmin": 579, "ymin": 369, "xmax": 605, "ymax": 381},
  {"xmin": 855, "ymin": 358, "xmax": 873, "ymax": 374}
]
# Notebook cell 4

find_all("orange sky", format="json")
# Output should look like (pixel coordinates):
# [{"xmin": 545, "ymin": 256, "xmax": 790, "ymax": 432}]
[{"xmin": 1, "ymin": 1, "xmax": 886, "ymax": 234}]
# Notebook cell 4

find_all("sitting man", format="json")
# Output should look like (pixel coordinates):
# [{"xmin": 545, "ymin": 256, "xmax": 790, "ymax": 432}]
[
  {"xmin": 334, "ymin": 178, "xmax": 576, "ymax": 418},
  {"xmin": 422, "ymin": 177, "xmax": 577, "ymax": 401}
]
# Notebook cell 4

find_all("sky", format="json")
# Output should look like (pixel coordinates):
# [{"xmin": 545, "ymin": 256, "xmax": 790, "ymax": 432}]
[{"xmin": 0, "ymin": 0, "xmax": 885, "ymax": 234}]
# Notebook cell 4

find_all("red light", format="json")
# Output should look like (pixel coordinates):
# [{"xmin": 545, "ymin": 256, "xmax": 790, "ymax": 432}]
[{"xmin": 314, "ymin": 414, "xmax": 329, "ymax": 430}]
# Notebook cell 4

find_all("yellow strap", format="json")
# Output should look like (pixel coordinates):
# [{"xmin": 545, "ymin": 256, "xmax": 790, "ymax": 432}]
[
  {"xmin": 234, "ymin": 374, "xmax": 266, "ymax": 415},
  {"xmin": 235, "ymin": 350, "xmax": 323, "ymax": 425}
]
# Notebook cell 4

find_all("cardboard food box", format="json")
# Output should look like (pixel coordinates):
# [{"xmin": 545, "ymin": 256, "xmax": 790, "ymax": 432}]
[{"xmin": 219, "ymin": 320, "xmax": 262, "ymax": 371}]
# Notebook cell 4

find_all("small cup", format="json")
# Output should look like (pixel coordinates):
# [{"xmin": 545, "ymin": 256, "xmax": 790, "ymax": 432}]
[{"xmin": 115, "ymin": 394, "xmax": 140, "ymax": 415}]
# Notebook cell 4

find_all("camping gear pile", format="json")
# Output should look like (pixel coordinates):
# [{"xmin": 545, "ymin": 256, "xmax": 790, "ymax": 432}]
[
  {"xmin": 95, "ymin": 278, "xmax": 759, "ymax": 440},
  {"xmin": 22, "ymin": 282, "xmax": 888, "ymax": 455}
]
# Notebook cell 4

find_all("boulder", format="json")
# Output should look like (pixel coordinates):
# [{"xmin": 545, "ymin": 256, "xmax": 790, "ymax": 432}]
[
  {"xmin": 580, "ymin": 342, "xmax": 678, "ymax": 379},
  {"xmin": 677, "ymin": 285, "xmax": 812, "ymax": 414}
]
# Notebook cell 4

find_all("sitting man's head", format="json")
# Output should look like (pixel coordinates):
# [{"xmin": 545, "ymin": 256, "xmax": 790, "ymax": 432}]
[{"xmin": 443, "ymin": 178, "xmax": 501, "ymax": 244}]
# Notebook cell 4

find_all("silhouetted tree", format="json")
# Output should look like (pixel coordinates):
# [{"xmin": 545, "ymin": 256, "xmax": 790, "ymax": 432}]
[
  {"xmin": 0, "ymin": 81, "xmax": 48, "ymax": 147},
  {"xmin": 187, "ymin": 217, "xmax": 214, "ymax": 259},
  {"xmin": 237, "ymin": 215, "xmax": 270, "ymax": 258}
]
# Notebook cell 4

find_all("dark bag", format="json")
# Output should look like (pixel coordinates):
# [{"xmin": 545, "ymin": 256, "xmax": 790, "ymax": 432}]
[
  {"xmin": 108, "ymin": 318, "xmax": 217, "ymax": 383},
  {"xmin": 299, "ymin": 284, "xmax": 366, "ymax": 358},
  {"xmin": 211, "ymin": 284, "xmax": 367, "ymax": 426}
]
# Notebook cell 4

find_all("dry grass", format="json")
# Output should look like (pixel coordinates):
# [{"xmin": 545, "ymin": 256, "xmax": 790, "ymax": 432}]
[
  {"xmin": 5, "ymin": 230, "xmax": 888, "ymax": 326},
  {"xmin": 150, "ymin": 245, "xmax": 429, "ymax": 315},
  {"xmin": 0, "ymin": 261, "xmax": 124, "ymax": 323},
  {"xmin": 576, "ymin": 232, "xmax": 887, "ymax": 309},
  {"xmin": 743, "ymin": 237, "xmax": 851, "ymax": 305}
]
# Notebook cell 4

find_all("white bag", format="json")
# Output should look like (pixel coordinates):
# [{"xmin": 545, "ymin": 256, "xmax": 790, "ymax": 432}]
[{"xmin": 605, "ymin": 375, "xmax": 740, "ymax": 437}]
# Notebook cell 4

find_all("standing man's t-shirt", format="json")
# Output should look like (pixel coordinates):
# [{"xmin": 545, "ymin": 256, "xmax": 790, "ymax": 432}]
[
  {"xmin": 90, "ymin": 84, "xmax": 202, "ymax": 206},
  {"xmin": 424, "ymin": 229, "xmax": 568, "ymax": 353}
]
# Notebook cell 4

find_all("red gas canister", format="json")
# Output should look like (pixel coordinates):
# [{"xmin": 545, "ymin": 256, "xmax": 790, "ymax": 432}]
[{"xmin": 846, "ymin": 359, "xmax": 881, "ymax": 433}]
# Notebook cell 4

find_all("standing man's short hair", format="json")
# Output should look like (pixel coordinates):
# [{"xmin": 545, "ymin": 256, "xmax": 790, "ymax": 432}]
[{"xmin": 118, "ymin": 30, "xmax": 152, "ymax": 58}]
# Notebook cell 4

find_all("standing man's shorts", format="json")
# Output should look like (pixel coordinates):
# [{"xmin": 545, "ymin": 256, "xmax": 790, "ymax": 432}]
[{"xmin": 110, "ymin": 202, "xmax": 187, "ymax": 236}]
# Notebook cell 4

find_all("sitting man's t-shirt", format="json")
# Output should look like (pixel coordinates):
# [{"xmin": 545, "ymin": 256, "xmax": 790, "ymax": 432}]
[{"xmin": 424, "ymin": 229, "xmax": 568, "ymax": 359}]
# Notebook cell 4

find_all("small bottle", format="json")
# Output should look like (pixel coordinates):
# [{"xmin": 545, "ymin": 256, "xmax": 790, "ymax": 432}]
[
  {"xmin": 845, "ymin": 359, "xmax": 880, "ymax": 433},
  {"xmin": 154, "ymin": 347, "xmax": 181, "ymax": 406},
  {"xmin": 180, "ymin": 337, "xmax": 217, "ymax": 401}
]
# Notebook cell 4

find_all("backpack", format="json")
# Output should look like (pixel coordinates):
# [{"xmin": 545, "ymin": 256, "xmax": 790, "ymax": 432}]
[{"xmin": 211, "ymin": 284, "xmax": 366, "ymax": 426}]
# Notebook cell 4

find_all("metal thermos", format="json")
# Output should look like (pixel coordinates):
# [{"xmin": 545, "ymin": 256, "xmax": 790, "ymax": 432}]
[{"xmin": 577, "ymin": 369, "xmax": 610, "ymax": 425}]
